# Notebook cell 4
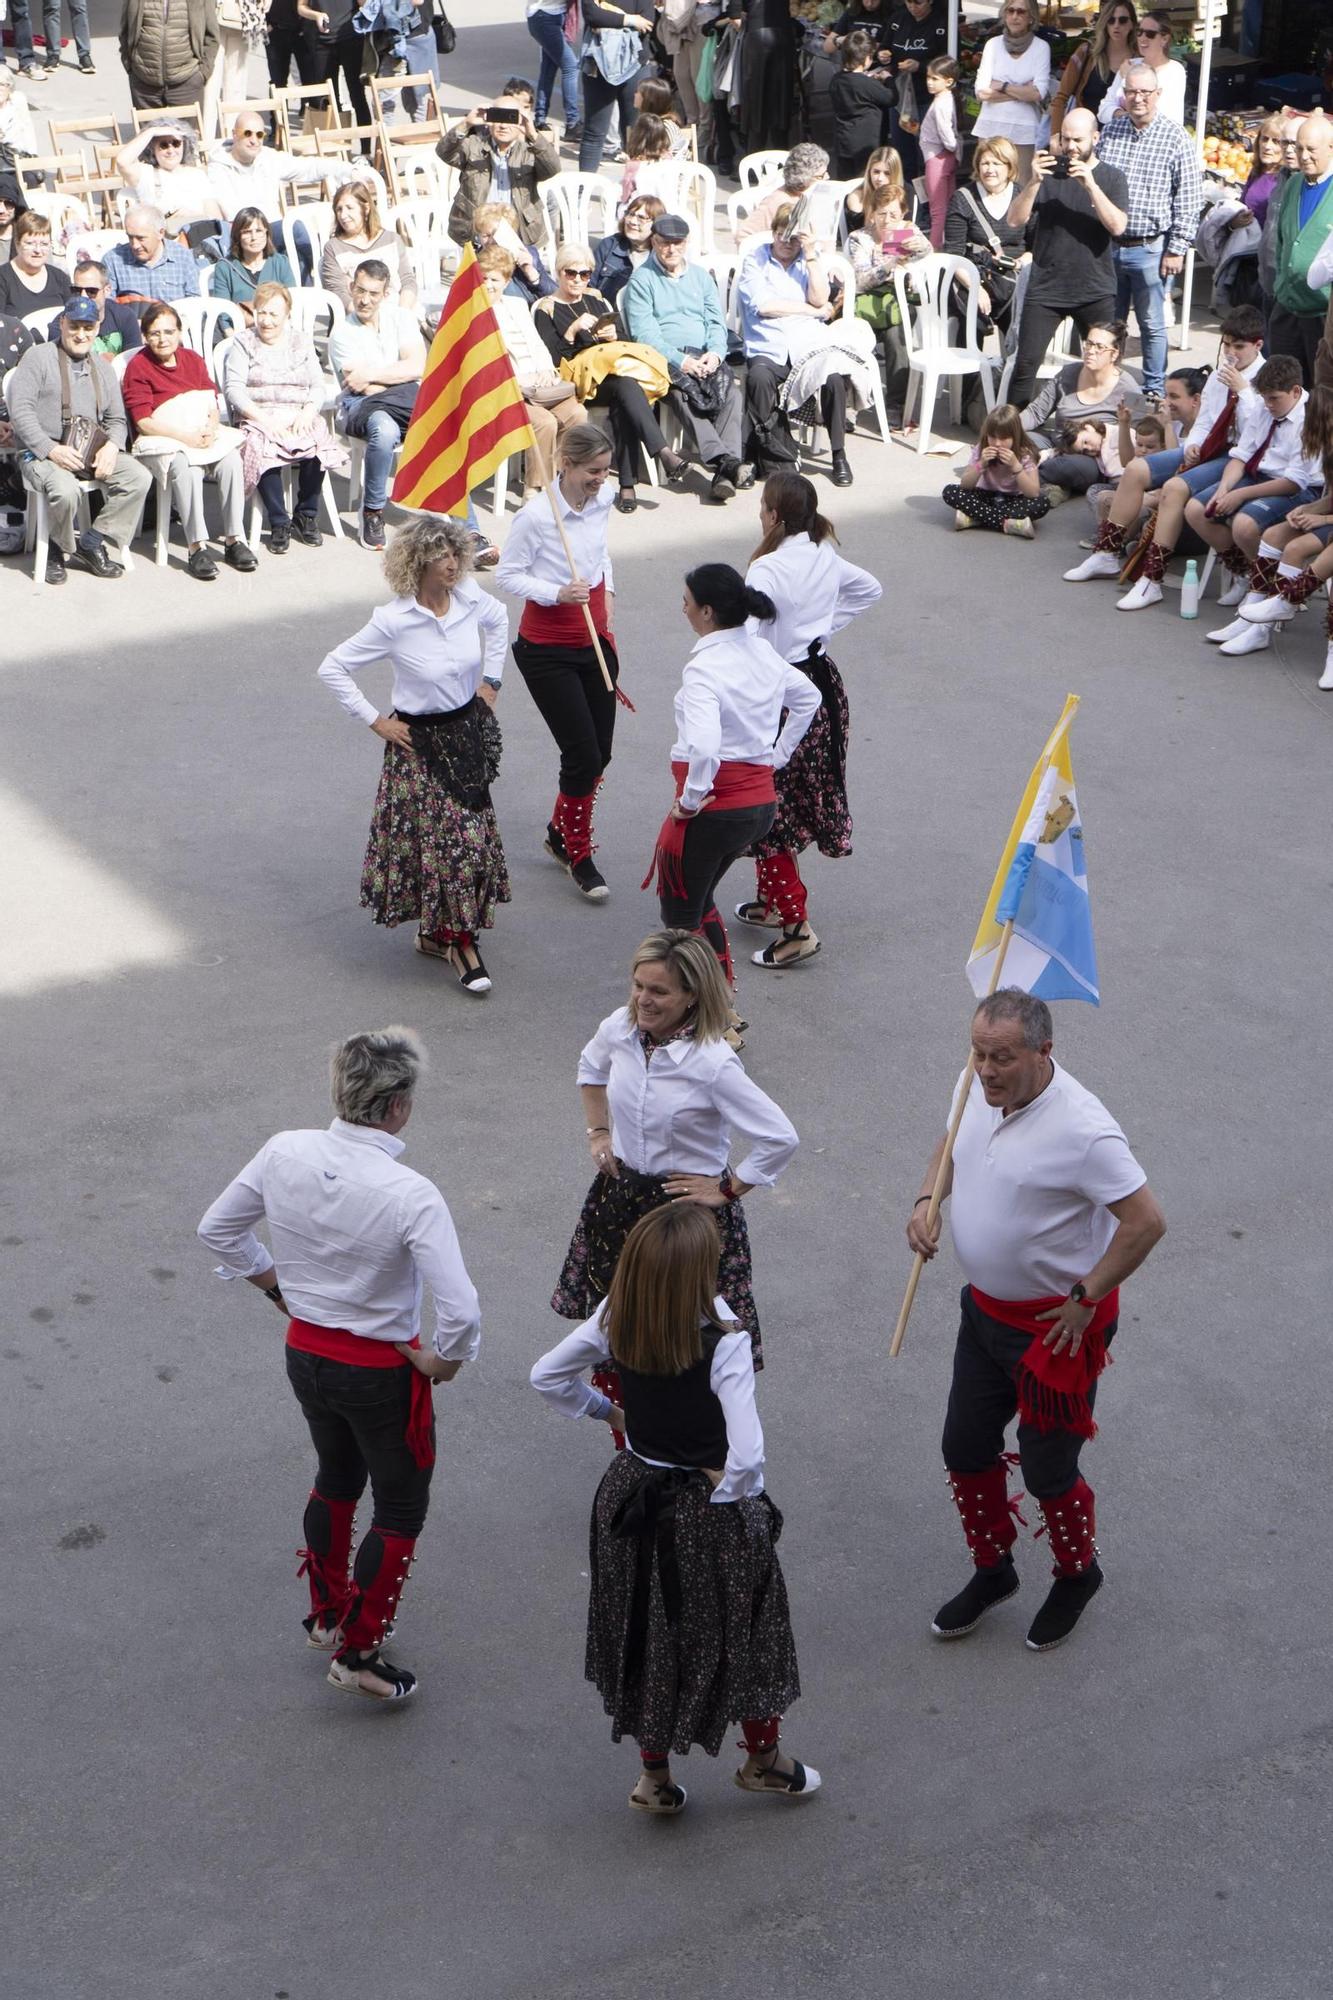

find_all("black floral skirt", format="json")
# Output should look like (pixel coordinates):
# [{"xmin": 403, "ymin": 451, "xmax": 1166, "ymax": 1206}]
[
  {"xmin": 359, "ymin": 701, "xmax": 511, "ymax": 936},
  {"xmin": 552, "ymin": 1162, "xmax": 762, "ymax": 1362},
  {"xmin": 585, "ymin": 1449, "xmax": 800, "ymax": 1756},
  {"xmin": 753, "ymin": 649, "xmax": 852, "ymax": 863}
]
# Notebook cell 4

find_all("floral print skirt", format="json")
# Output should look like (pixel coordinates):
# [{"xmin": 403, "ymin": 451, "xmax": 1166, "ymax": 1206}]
[
  {"xmin": 753, "ymin": 649, "xmax": 852, "ymax": 863},
  {"xmin": 359, "ymin": 708, "xmax": 511, "ymax": 936}
]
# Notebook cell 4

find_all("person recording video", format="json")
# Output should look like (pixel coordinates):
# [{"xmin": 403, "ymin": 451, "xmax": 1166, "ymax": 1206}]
[{"xmin": 438, "ymin": 94, "xmax": 563, "ymax": 249}]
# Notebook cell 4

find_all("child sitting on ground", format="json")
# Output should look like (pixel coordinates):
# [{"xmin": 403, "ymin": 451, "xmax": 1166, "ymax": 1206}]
[{"xmin": 942, "ymin": 403, "xmax": 1051, "ymax": 538}]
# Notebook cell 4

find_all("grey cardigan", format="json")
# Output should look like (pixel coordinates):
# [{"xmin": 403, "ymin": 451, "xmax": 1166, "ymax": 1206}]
[{"xmin": 7, "ymin": 339, "xmax": 129, "ymax": 459}]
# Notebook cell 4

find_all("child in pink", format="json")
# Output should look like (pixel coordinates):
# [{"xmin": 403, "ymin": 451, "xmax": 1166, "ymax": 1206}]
[{"xmin": 920, "ymin": 57, "xmax": 961, "ymax": 249}]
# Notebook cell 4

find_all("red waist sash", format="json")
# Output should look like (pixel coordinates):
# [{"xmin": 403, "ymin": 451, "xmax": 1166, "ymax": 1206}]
[
  {"xmin": 642, "ymin": 758, "xmax": 776, "ymax": 899},
  {"xmin": 286, "ymin": 1317, "xmax": 435, "ymax": 1468},
  {"xmin": 969, "ymin": 1285, "xmax": 1119, "ymax": 1441},
  {"xmin": 519, "ymin": 578, "xmax": 610, "ymax": 646}
]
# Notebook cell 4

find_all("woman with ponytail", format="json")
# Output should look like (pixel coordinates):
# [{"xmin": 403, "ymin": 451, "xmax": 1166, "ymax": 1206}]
[
  {"xmin": 644, "ymin": 563, "xmax": 821, "ymax": 995},
  {"xmin": 735, "ymin": 472, "xmax": 882, "ymax": 969}
]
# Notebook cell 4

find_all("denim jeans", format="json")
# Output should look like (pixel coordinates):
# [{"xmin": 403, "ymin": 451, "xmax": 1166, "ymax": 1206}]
[
  {"xmin": 340, "ymin": 396, "xmax": 402, "ymax": 509},
  {"xmin": 527, "ymin": 5, "xmax": 581, "ymax": 126},
  {"xmin": 10, "ymin": 0, "xmax": 91, "ymax": 66},
  {"xmin": 1113, "ymin": 240, "xmax": 1167, "ymax": 395}
]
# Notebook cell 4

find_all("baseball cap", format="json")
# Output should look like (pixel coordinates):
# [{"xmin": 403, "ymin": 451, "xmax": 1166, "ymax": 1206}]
[{"xmin": 61, "ymin": 296, "xmax": 99, "ymax": 324}]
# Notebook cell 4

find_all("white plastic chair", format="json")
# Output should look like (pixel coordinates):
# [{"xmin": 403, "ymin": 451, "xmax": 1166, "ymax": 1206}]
[
  {"xmin": 175, "ymin": 296, "xmax": 246, "ymax": 374},
  {"xmin": 63, "ymin": 225, "xmax": 124, "ymax": 271},
  {"xmin": 288, "ymin": 286, "xmax": 345, "ymax": 342},
  {"xmin": 5, "ymin": 366, "xmax": 138, "ymax": 588},
  {"xmin": 725, "ymin": 187, "xmax": 770, "ymax": 245},
  {"xmin": 892, "ymin": 254, "xmax": 996, "ymax": 452},
  {"xmin": 540, "ymin": 172, "xmax": 621, "ymax": 249},
  {"xmin": 281, "ymin": 200, "xmax": 333, "ymax": 290},
  {"xmin": 739, "ymin": 151, "xmax": 786, "ymax": 190},
  {"xmin": 994, "ymin": 263, "xmax": 1080, "ymax": 404},
  {"xmin": 649, "ymin": 162, "xmax": 717, "ymax": 252},
  {"xmin": 22, "ymin": 306, "xmax": 63, "ymax": 339}
]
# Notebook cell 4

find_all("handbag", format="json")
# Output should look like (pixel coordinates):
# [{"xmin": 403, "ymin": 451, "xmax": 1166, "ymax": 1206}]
[
  {"xmin": 433, "ymin": 5, "xmax": 455, "ymax": 54},
  {"xmin": 57, "ymin": 347, "xmax": 112, "ymax": 473},
  {"xmin": 958, "ymin": 186, "xmax": 1018, "ymax": 275},
  {"xmin": 668, "ymin": 352, "xmax": 729, "ymax": 417}
]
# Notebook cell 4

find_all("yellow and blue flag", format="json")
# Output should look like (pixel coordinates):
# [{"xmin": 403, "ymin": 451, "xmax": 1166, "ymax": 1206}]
[{"xmin": 966, "ymin": 694, "xmax": 1099, "ymax": 1004}]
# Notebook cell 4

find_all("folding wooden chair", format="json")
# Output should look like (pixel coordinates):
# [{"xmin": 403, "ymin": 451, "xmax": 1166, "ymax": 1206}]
[
  {"xmin": 275, "ymin": 81, "xmax": 339, "ymax": 154},
  {"xmin": 16, "ymin": 154, "xmax": 84, "ymax": 195},
  {"xmin": 369, "ymin": 74, "xmax": 443, "ymax": 202},
  {"xmin": 220, "ymin": 97, "xmax": 287, "ymax": 148},
  {"xmin": 132, "ymin": 102, "xmax": 203, "ymax": 137},
  {"xmin": 47, "ymin": 116, "xmax": 126, "ymax": 176}
]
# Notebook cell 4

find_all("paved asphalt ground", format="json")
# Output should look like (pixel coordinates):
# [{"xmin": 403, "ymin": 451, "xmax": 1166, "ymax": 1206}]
[{"xmin": 4, "ymin": 6, "xmax": 1332, "ymax": 1996}]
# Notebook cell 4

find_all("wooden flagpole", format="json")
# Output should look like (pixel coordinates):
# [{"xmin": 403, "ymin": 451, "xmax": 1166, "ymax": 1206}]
[{"xmin": 542, "ymin": 479, "xmax": 615, "ymax": 696}]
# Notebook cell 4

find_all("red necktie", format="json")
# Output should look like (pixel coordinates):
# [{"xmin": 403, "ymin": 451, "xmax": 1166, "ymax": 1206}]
[
  {"xmin": 1242, "ymin": 416, "xmax": 1279, "ymax": 480},
  {"xmin": 1193, "ymin": 388, "xmax": 1236, "ymax": 467}
]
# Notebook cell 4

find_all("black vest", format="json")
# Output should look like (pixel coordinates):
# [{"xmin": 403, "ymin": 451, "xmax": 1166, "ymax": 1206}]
[{"xmin": 618, "ymin": 1329, "xmax": 727, "ymax": 1470}]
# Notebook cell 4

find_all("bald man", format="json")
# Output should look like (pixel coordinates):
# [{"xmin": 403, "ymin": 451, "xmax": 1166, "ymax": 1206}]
[
  {"xmin": 1271, "ymin": 115, "xmax": 1333, "ymax": 383},
  {"xmin": 1006, "ymin": 107, "xmax": 1129, "ymax": 411}
]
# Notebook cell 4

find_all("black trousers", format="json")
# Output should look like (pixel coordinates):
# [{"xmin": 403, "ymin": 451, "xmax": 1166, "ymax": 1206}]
[
  {"xmin": 578, "ymin": 66, "xmax": 644, "ymax": 172},
  {"xmin": 940, "ymin": 1286, "xmax": 1116, "ymax": 1501},
  {"xmin": 1267, "ymin": 307, "xmax": 1323, "ymax": 384},
  {"xmin": 590, "ymin": 375, "xmax": 666, "ymax": 487},
  {"xmin": 313, "ymin": 30, "xmax": 372, "ymax": 139},
  {"xmin": 659, "ymin": 801, "xmax": 776, "ymax": 933},
  {"xmin": 285, "ymin": 1347, "xmax": 433, "ymax": 1538},
  {"xmin": 1007, "ymin": 292, "xmax": 1115, "ymax": 416},
  {"xmin": 512, "ymin": 633, "xmax": 619, "ymax": 797},
  {"xmin": 266, "ymin": 25, "xmax": 320, "ymax": 88},
  {"xmin": 745, "ymin": 356, "xmax": 848, "ymax": 468},
  {"xmin": 257, "ymin": 458, "xmax": 322, "ymax": 525}
]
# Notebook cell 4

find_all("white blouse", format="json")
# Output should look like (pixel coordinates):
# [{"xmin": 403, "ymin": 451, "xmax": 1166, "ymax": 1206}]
[
  {"xmin": 530, "ymin": 1300, "xmax": 765, "ymax": 1503},
  {"xmin": 317, "ymin": 581, "xmax": 511, "ymax": 724},
  {"xmin": 578, "ymin": 1005, "xmax": 798, "ymax": 1188},
  {"xmin": 493, "ymin": 477, "xmax": 615, "ymax": 603},
  {"xmin": 973, "ymin": 38, "xmax": 1053, "ymax": 148},
  {"xmin": 670, "ymin": 627, "xmax": 821, "ymax": 812},
  {"xmin": 746, "ymin": 531, "xmax": 882, "ymax": 664}
]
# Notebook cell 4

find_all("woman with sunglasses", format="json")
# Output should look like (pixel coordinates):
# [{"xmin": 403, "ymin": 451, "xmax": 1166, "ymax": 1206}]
[
  {"xmin": 116, "ymin": 122, "xmax": 223, "ymax": 242},
  {"xmin": 1050, "ymin": 0, "xmax": 1136, "ymax": 141},
  {"xmin": 1098, "ymin": 12, "xmax": 1185, "ymax": 127}
]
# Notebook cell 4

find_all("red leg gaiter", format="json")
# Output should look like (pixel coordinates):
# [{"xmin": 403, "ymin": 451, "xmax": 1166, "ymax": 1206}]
[
  {"xmin": 946, "ymin": 1461, "xmax": 1025, "ymax": 1570},
  {"xmin": 1221, "ymin": 545, "xmax": 1250, "ymax": 576},
  {"xmin": 558, "ymin": 786, "xmax": 598, "ymax": 866},
  {"xmin": 1142, "ymin": 541, "xmax": 1167, "ymax": 583},
  {"xmin": 1036, "ymin": 1476, "xmax": 1097, "ymax": 1577},
  {"xmin": 1248, "ymin": 553, "xmax": 1279, "ymax": 597},
  {"xmin": 756, "ymin": 851, "xmax": 807, "ymax": 925},
  {"xmin": 337, "ymin": 1529, "xmax": 418, "ymax": 1658},
  {"xmin": 1094, "ymin": 518, "xmax": 1127, "ymax": 555},
  {"xmin": 700, "ymin": 907, "xmax": 734, "ymax": 986},
  {"xmin": 297, "ymin": 1490, "xmax": 356, "ymax": 1633},
  {"xmin": 741, "ymin": 1715, "xmax": 781, "ymax": 1754},
  {"xmin": 1278, "ymin": 566, "xmax": 1322, "ymax": 605}
]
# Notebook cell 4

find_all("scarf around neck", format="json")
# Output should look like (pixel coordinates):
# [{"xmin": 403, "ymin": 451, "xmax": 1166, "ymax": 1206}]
[{"xmin": 1002, "ymin": 21, "xmax": 1036, "ymax": 56}]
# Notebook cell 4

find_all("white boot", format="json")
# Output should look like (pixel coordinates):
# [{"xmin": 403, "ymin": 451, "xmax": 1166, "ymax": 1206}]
[
  {"xmin": 1117, "ymin": 576, "xmax": 1162, "ymax": 611},
  {"xmin": 1216, "ymin": 570, "xmax": 1251, "ymax": 607},
  {"xmin": 1064, "ymin": 549, "xmax": 1122, "ymax": 581},
  {"xmin": 1218, "ymin": 623, "xmax": 1272, "ymax": 656},
  {"xmin": 1319, "ymin": 646, "xmax": 1333, "ymax": 690},
  {"xmin": 1239, "ymin": 593, "xmax": 1298, "ymax": 626},
  {"xmin": 1205, "ymin": 616, "xmax": 1251, "ymax": 644}
]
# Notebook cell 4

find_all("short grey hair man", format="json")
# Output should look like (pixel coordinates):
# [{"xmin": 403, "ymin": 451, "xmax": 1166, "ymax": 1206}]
[
  {"xmin": 972, "ymin": 989, "xmax": 1053, "ymax": 1050},
  {"xmin": 330, "ymin": 1026, "xmax": 427, "ymax": 1127}
]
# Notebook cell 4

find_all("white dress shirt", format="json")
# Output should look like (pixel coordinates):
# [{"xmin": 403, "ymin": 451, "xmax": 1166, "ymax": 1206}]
[
  {"xmin": 317, "ymin": 583, "xmax": 511, "ymax": 724},
  {"xmin": 948, "ymin": 1063, "xmax": 1145, "ymax": 1300},
  {"xmin": 1182, "ymin": 350, "xmax": 1263, "ymax": 453},
  {"xmin": 197, "ymin": 1119, "xmax": 481, "ymax": 1360},
  {"xmin": 745, "ymin": 530, "xmax": 882, "ymax": 663},
  {"xmin": 529, "ymin": 1300, "xmax": 764, "ymax": 1502},
  {"xmin": 493, "ymin": 477, "xmax": 615, "ymax": 603},
  {"xmin": 1233, "ymin": 390, "xmax": 1321, "ymax": 487},
  {"xmin": 578, "ymin": 1006, "xmax": 798, "ymax": 1188},
  {"xmin": 670, "ymin": 627, "xmax": 820, "ymax": 811}
]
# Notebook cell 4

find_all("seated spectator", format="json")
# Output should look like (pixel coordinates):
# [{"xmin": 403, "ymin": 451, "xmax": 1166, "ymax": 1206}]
[
  {"xmin": 0, "ymin": 211, "xmax": 71, "ymax": 318},
  {"xmin": 122, "ymin": 299, "xmax": 257, "ymax": 581},
  {"xmin": 739, "ymin": 142, "xmax": 833, "ymax": 245},
  {"xmin": 534, "ymin": 237, "xmax": 682, "ymax": 512},
  {"xmin": 0, "ymin": 176, "xmax": 28, "ymax": 266},
  {"xmin": 941, "ymin": 400, "xmax": 1050, "ymax": 538},
  {"xmin": 209, "ymin": 208, "xmax": 298, "ymax": 320},
  {"xmin": 7, "ymin": 296, "xmax": 152, "ymax": 585},
  {"xmin": 54, "ymin": 262, "xmax": 145, "ymax": 357},
  {"xmin": 117, "ymin": 122, "xmax": 224, "ymax": 243},
  {"xmin": 477, "ymin": 245, "xmax": 586, "ymax": 497},
  {"xmin": 221, "ymin": 279, "xmax": 348, "ymax": 554},
  {"xmin": 208, "ymin": 110, "xmax": 361, "ymax": 282},
  {"xmin": 1115, "ymin": 356, "xmax": 1319, "ymax": 618},
  {"xmin": 329, "ymin": 256, "xmax": 427, "ymax": 551},
  {"xmin": 623, "ymin": 211, "xmax": 751, "ymax": 504},
  {"xmin": 0, "ymin": 309, "xmax": 34, "ymax": 509},
  {"xmin": 1019, "ymin": 319, "xmax": 1145, "ymax": 498},
  {"xmin": 438, "ymin": 98, "xmax": 561, "ymax": 249},
  {"xmin": 0, "ymin": 74, "xmax": 39, "ymax": 163},
  {"xmin": 842, "ymin": 143, "xmax": 904, "ymax": 234},
  {"xmin": 103, "ymin": 207, "xmax": 201, "ymax": 305},
  {"xmin": 942, "ymin": 137, "xmax": 1027, "ymax": 340},
  {"xmin": 1227, "ymin": 492, "xmax": 1333, "ymax": 684},
  {"xmin": 830, "ymin": 30, "xmax": 897, "ymax": 181},
  {"xmin": 591, "ymin": 193, "xmax": 666, "ymax": 307},
  {"xmin": 320, "ymin": 182, "xmax": 415, "ymax": 309},
  {"xmin": 618, "ymin": 114, "xmax": 678, "ymax": 213},
  {"xmin": 471, "ymin": 201, "xmax": 555, "ymax": 304},
  {"xmin": 847, "ymin": 173, "xmax": 930, "ymax": 430},
  {"xmin": 737, "ymin": 205, "xmax": 855, "ymax": 486}
]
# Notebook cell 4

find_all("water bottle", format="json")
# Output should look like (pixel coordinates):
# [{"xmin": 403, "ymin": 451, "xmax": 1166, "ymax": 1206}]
[{"xmin": 1180, "ymin": 558, "xmax": 1199, "ymax": 620}]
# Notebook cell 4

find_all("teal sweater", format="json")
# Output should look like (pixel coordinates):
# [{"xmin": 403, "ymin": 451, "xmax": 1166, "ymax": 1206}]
[{"xmin": 1273, "ymin": 173, "xmax": 1333, "ymax": 318}]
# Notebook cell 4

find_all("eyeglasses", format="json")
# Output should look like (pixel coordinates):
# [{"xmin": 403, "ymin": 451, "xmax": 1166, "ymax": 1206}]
[
  {"xmin": 238, "ymin": 127, "xmax": 266, "ymax": 137},
  {"xmin": 1137, "ymin": 24, "xmax": 1167, "ymax": 35},
  {"xmin": 1123, "ymin": 85, "xmax": 1157, "ymax": 96},
  {"xmin": 155, "ymin": 136, "xmax": 184, "ymax": 148}
]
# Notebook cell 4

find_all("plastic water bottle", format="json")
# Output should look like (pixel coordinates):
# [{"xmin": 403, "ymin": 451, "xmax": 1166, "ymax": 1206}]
[{"xmin": 1180, "ymin": 558, "xmax": 1200, "ymax": 619}]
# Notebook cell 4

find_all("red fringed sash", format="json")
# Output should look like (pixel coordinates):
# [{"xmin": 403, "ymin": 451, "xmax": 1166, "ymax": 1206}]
[
  {"xmin": 519, "ymin": 578, "xmax": 610, "ymax": 646},
  {"xmin": 641, "ymin": 758, "xmax": 776, "ymax": 898},
  {"xmin": 969, "ymin": 1285, "xmax": 1118, "ymax": 1440},
  {"xmin": 286, "ymin": 1318, "xmax": 436, "ymax": 1468}
]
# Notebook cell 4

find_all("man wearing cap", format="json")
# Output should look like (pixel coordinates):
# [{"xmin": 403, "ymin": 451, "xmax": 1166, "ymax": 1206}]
[
  {"xmin": 623, "ymin": 214, "xmax": 753, "ymax": 504},
  {"xmin": 8, "ymin": 296, "xmax": 152, "ymax": 586}
]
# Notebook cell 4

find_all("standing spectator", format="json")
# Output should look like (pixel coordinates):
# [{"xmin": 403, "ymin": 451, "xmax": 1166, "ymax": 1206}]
[
  {"xmin": 918, "ymin": 55, "xmax": 960, "ymax": 249},
  {"xmin": 943, "ymin": 137, "xmax": 1027, "ymax": 342},
  {"xmin": 884, "ymin": 0, "xmax": 948, "ymax": 180},
  {"xmin": 1097, "ymin": 11, "xmax": 1184, "ymax": 127},
  {"xmin": 116, "ymin": 123, "xmax": 224, "ymax": 240},
  {"xmin": 1258, "ymin": 116, "xmax": 1303, "ymax": 337},
  {"xmin": 221, "ymin": 279, "xmax": 348, "ymax": 552},
  {"xmin": 1049, "ymin": 0, "xmax": 1137, "ymax": 142},
  {"xmin": 297, "ymin": 0, "xmax": 373, "ymax": 146},
  {"xmin": 1005, "ymin": 108, "xmax": 1128, "ymax": 411},
  {"xmin": 1096, "ymin": 62, "xmax": 1200, "ymax": 400},
  {"xmin": 437, "ymin": 98, "xmax": 562, "ymax": 250},
  {"xmin": 264, "ymin": 0, "xmax": 320, "ymax": 87},
  {"xmin": 7, "ymin": 297, "xmax": 152, "ymax": 585},
  {"xmin": 825, "ymin": 0, "xmax": 892, "ymax": 59},
  {"xmin": 737, "ymin": 143, "xmax": 831, "ymax": 245},
  {"xmin": 735, "ymin": 0, "xmax": 798, "ymax": 154},
  {"xmin": 0, "ymin": 211, "xmax": 71, "ymax": 318},
  {"xmin": 119, "ymin": 0, "xmax": 219, "ymax": 111},
  {"xmin": 578, "ymin": 0, "xmax": 653, "ymax": 174},
  {"xmin": 102, "ymin": 205, "xmax": 201, "ymax": 304},
  {"xmin": 829, "ymin": 31, "xmax": 896, "ymax": 181},
  {"xmin": 527, "ymin": 0, "xmax": 582, "ymax": 139},
  {"xmin": 972, "ymin": 0, "xmax": 1051, "ymax": 189},
  {"xmin": 57, "ymin": 261, "xmax": 145, "ymax": 356},
  {"xmin": 659, "ymin": 0, "xmax": 707, "ymax": 160},
  {"xmin": 737, "ymin": 209, "xmax": 853, "ymax": 485},
  {"xmin": 329, "ymin": 257, "xmax": 426, "ymax": 551},
  {"xmin": 1269, "ymin": 115, "xmax": 1333, "ymax": 385},
  {"xmin": 10, "ymin": 0, "xmax": 94, "ymax": 76},
  {"xmin": 1239, "ymin": 116, "xmax": 1286, "ymax": 231},
  {"xmin": 205, "ymin": 0, "xmax": 264, "ymax": 140}
]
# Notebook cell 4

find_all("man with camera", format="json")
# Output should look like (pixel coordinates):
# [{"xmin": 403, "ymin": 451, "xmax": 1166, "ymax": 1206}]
[
  {"xmin": 1005, "ymin": 107, "xmax": 1128, "ymax": 411},
  {"xmin": 438, "ymin": 95, "xmax": 562, "ymax": 251}
]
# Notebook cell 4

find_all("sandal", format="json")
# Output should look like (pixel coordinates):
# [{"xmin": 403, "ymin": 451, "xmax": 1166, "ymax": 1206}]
[
  {"xmin": 734, "ymin": 900, "xmax": 783, "ymax": 928},
  {"xmin": 448, "ymin": 944, "xmax": 492, "ymax": 995},
  {"xmin": 734, "ymin": 1741, "xmax": 821, "ymax": 1799},
  {"xmin": 723, "ymin": 1025, "xmax": 746, "ymax": 1053},
  {"xmin": 327, "ymin": 1649, "xmax": 418, "ymax": 1702},
  {"xmin": 629, "ymin": 1773, "xmax": 688, "ymax": 1815},
  {"xmin": 414, "ymin": 931, "xmax": 451, "ymax": 960},
  {"xmin": 752, "ymin": 925, "xmax": 821, "ymax": 970}
]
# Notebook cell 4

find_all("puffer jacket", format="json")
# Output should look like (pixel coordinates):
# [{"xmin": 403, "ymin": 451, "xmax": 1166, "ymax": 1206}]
[{"xmin": 120, "ymin": 0, "xmax": 219, "ymax": 85}]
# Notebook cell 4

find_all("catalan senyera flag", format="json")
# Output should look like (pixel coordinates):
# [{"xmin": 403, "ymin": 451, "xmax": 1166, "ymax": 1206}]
[
  {"xmin": 391, "ymin": 244, "xmax": 536, "ymax": 515},
  {"xmin": 966, "ymin": 694, "xmax": 1099, "ymax": 1005}
]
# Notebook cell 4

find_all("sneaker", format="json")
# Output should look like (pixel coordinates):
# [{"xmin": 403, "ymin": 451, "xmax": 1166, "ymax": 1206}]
[
  {"xmin": 470, "ymin": 533, "xmax": 499, "ymax": 569},
  {"xmin": 43, "ymin": 58, "xmax": 60, "ymax": 74},
  {"xmin": 292, "ymin": 511, "xmax": 322, "ymax": 547},
  {"xmin": 186, "ymin": 546, "xmax": 218, "ymax": 581},
  {"xmin": 268, "ymin": 521, "xmax": 291, "ymax": 555},
  {"xmin": 954, "ymin": 509, "xmax": 975, "ymax": 532},
  {"xmin": 1116, "ymin": 576, "xmax": 1162, "ymax": 611},
  {"xmin": 1064, "ymin": 549, "xmax": 1120, "ymax": 581},
  {"xmin": 45, "ymin": 546, "xmax": 68, "ymax": 585},
  {"xmin": 79, "ymin": 54, "xmax": 96, "ymax": 71},
  {"xmin": 563, "ymin": 121, "xmax": 583, "ymax": 144},
  {"xmin": 1218, "ymin": 623, "xmax": 1272, "ymax": 656},
  {"xmin": 19, "ymin": 65, "xmax": 42, "ymax": 81},
  {"xmin": 1204, "ymin": 615, "xmax": 1248, "ymax": 644},
  {"xmin": 1216, "ymin": 572, "xmax": 1250, "ymax": 607},
  {"xmin": 570, "ymin": 856, "xmax": 609, "ymax": 901},
  {"xmin": 931, "ymin": 1555, "xmax": 1020, "ymax": 1638},
  {"xmin": 1239, "ymin": 592, "xmax": 1296, "ymax": 625},
  {"xmin": 1318, "ymin": 647, "xmax": 1333, "ymax": 690},
  {"xmin": 1025, "ymin": 1561, "xmax": 1103, "ymax": 1651},
  {"xmin": 360, "ymin": 508, "xmax": 385, "ymax": 550},
  {"xmin": 327, "ymin": 1649, "xmax": 418, "ymax": 1701},
  {"xmin": 1002, "ymin": 516, "xmax": 1036, "ymax": 539},
  {"xmin": 223, "ymin": 539, "xmax": 257, "ymax": 572}
]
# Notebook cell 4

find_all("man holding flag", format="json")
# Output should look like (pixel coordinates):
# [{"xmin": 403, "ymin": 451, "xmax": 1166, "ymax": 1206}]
[{"xmin": 901, "ymin": 699, "xmax": 1165, "ymax": 1653}]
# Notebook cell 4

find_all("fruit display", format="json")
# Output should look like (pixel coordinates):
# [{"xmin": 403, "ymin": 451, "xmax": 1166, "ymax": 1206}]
[{"xmin": 1200, "ymin": 109, "xmax": 1263, "ymax": 183}]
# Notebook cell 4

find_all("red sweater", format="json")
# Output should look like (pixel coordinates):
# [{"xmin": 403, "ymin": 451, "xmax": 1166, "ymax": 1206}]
[{"xmin": 121, "ymin": 343, "xmax": 215, "ymax": 425}]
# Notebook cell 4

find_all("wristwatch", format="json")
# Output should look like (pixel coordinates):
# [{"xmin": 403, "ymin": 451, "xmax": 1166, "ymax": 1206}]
[
  {"xmin": 482, "ymin": 676, "xmax": 502, "ymax": 690},
  {"xmin": 1068, "ymin": 1281, "xmax": 1089, "ymax": 1306}
]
